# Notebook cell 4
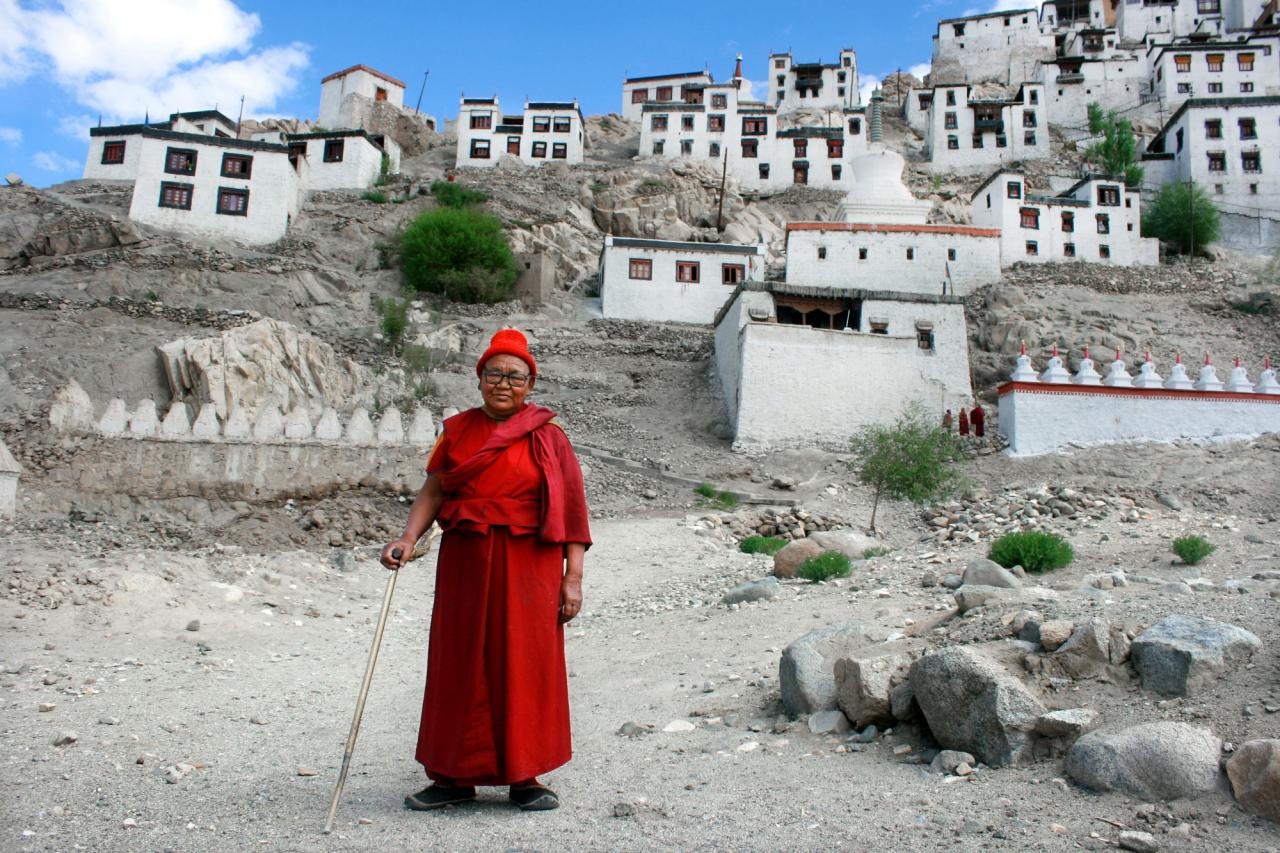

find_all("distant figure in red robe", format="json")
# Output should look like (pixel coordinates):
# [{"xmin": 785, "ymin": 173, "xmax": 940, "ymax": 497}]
[
  {"xmin": 381, "ymin": 328, "xmax": 590, "ymax": 813},
  {"xmin": 943, "ymin": 409, "xmax": 953, "ymax": 432},
  {"xmin": 970, "ymin": 405, "xmax": 985, "ymax": 438},
  {"xmin": 958, "ymin": 408, "xmax": 970, "ymax": 436}
]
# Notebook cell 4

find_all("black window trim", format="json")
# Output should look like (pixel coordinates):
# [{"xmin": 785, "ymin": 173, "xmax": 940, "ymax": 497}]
[
  {"xmin": 220, "ymin": 152, "xmax": 254, "ymax": 179},
  {"xmin": 216, "ymin": 186, "xmax": 250, "ymax": 217},
  {"xmin": 101, "ymin": 140, "xmax": 127, "ymax": 165},
  {"xmin": 323, "ymin": 139, "xmax": 345, "ymax": 163},
  {"xmin": 157, "ymin": 180, "xmax": 194, "ymax": 211},
  {"xmin": 164, "ymin": 146, "xmax": 198, "ymax": 176}
]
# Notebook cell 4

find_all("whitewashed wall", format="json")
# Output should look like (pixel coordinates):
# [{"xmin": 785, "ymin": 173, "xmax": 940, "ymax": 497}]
[
  {"xmin": 621, "ymin": 73, "xmax": 712, "ymax": 122},
  {"xmin": 931, "ymin": 10, "xmax": 1055, "ymax": 84},
  {"xmin": 1045, "ymin": 58, "xmax": 1149, "ymax": 133},
  {"xmin": 83, "ymin": 132, "xmax": 144, "ymax": 181},
  {"xmin": 301, "ymin": 135, "xmax": 384, "ymax": 190},
  {"xmin": 1000, "ymin": 383, "xmax": 1280, "ymax": 455},
  {"xmin": 601, "ymin": 239, "xmax": 763, "ymax": 324},
  {"xmin": 767, "ymin": 50, "xmax": 860, "ymax": 113},
  {"xmin": 925, "ymin": 84, "xmax": 1050, "ymax": 172},
  {"xmin": 320, "ymin": 69, "xmax": 405, "ymax": 128},
  {"xmin": 127, "ymin": 135, "xmax": 299, "ymax": 245},
  {"xmin": 1149, "ymin": 40, "xmax": 1280, "ymax": 111},
  {"xmin": 784, "ymin": 225, "xmax": 1001, "ymax": 295}
]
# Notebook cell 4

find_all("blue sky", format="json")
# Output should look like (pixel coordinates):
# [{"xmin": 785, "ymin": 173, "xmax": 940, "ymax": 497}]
[{"xmin": 0, "ymin": 0, "xmax": 1008, "ymax": 186}]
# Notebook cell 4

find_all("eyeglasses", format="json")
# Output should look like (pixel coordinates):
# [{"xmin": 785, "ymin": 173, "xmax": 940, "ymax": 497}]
[{"xmin": 481, "ymin": 369, "xmax": 531, "ymax": 388}]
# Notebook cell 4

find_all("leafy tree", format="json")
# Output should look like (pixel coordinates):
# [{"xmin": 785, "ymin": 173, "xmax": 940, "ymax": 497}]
[
  {"xmin": 848, "ymin": 406, "xmax": 966, "ymax": 532},
  {"xmin": 400, "ymin": 207, "xmax": 517, "ymax": 303},
  {"xmin": 1086, "ymin": 103, "xmax": 1143, "ymax": 187},
  {"xmin": 1142, "ymin": 181, "xmax": 1221, "ymax": 255}
]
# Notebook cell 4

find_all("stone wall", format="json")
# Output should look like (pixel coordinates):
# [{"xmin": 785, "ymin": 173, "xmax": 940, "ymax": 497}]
[{"xmin": 998, "ymin": 351, "xmax": 1280, "ymax": 455}]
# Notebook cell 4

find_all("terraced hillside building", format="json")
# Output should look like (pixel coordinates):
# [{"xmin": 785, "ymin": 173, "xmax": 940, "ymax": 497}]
[{"xmin": 455, "ymin": 97, "xmax": 587, "ymax": 168}]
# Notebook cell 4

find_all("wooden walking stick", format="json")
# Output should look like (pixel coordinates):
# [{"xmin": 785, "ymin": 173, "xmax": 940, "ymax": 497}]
[{"xmin": 322, "ymin": 524, "xmax": 440, "ymax": 835}]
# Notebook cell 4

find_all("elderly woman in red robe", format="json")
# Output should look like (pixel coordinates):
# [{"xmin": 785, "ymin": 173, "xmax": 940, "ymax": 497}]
[{"xmin": 380, "ymin": 328, "xmax": 591, "ymax": 813}]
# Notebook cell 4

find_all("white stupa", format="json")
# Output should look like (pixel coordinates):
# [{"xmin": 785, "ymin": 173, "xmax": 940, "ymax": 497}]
[
  {"xmin": 1102, "ymin": 349, "xmax": 1133, "ymax": 387},
  {"xmin": 1133, "ymin": 352, "xmax": 1164, "ymax": 389},
  {"xmin": 1193, "ymin": 354, "xmax": 1223, "ymax": 391},
  {"xmin": 1071, "ymin": 346, "xmax": 1102, "ymax": 385},
  {"xmin": 1039, "ymin": 344, "xmax": 1071, "ymax": 384},
  {"xmin": 1010, "ymin": 341, "xmax": 1038, "ymax": 382},
  {"xmin": 1165, "ymin": 354, "xmax": 1194, "ymax": 390},
  {"xmin": 1223, "ymin": 357, "xmax": 1253, "ymax": 392},
  {"xmin": 1256, "ymin": 356, "xmax": 1280, "ymax": 394},
  {"xmin": 834, "ymin": 90, "xmax": 933, "ymax": 226}
]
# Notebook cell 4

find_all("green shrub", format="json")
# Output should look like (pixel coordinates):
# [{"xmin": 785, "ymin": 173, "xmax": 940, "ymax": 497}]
[
  {"xmin": 400, "ymin": 206, "xmax": 516, "ymax": 303},
  {"xmin": 362, "ymin": 190, "xmax": 388, "ymax": 204},
  {"xmin": 862, "ymin": 546, "xmax": 892, "ymax": 559},
  {"xmin": 1172, "ymin": 535, "xmax": 1215, "ymax": 565},
  {"xmin": 693, "ymin": 482, "xmax": 737, "ymax": 510},
  {"xmin": 694, "ymin": 482, "xmax": 716, "ymax": 498},
  {"xmin": 1142, "ymin": 181, "xmax": 1220, "ymax": 255},
  {"xmin": 740, "ymin": 535, "xmax": 787, "ymax": 556},
  {"xmin": 402, "ymin": 343, "xmax": 435, "ymax": 374},
  {"xmin": 988, "ymin": 531, "xmax": 1075, "ymax": 574},
  {"xmin": 849, "ymin": 404, "xmax": 966, "ymax": 532},
  {"xmin": 376, "ymin": 297, "xmax": 409, "ymax": 349},
  {"xmin": 429, "ymin": 180, "xmax": 487, "ymax": 208},
  {"xmin": 797, "ymin": 551, "xmax": 852, "ymax": 583}
]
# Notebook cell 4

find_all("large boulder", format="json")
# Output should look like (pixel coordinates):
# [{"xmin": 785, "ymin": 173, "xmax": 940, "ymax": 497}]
[
  {"xmin": 156, "ymin": 318, "xmax": 371, "ymax": 420},
  {"xmin": 1054, "ymin": 617, "xmax": 1112, "ymax": 679},
  {"xmin": 962, "ymin": 557, "xmax": 1023, "ymax": 589},
  {"xmin": 834, "ymin": 640, "xmax": 918, "ymax": 728},
  {"xmin": 1065, "ymin": 722, "xmax": 1223, "ymax": 801},
  {"xmin": 779, "ymin": 624, "xmax": 876, "ymax": 715},
  {"xmin": 772, "ymin": 539, "xmax": 823, "ymax": 579},
  {"xmin": 909, "ymin": 646, "xmax": 1045, "ymax": 767},
  {"xmin": 807, "ymin": 529, "xmax": 880, "ymax": 561},
  {"xmin": 721, "ymin": 577, "xmax": 779, "ymax": 605},
  {"xmin": 1130, "ymin": 615, "xmax": 1262, "ymax": 696},
  {"xmin": 1226, "ymin": 739, "xmax": 1280, "ymax": 822}
]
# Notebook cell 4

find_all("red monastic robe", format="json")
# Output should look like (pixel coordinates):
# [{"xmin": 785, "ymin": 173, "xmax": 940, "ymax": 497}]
[{"xmin": 416, "ymin": 404, "xmax": 591, "ymax": 786}]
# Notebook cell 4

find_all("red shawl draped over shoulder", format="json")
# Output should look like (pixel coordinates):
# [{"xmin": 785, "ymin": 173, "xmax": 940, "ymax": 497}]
[{"xmin": 430, "ymin": 403, "xmax": 592, "ymax": 547}]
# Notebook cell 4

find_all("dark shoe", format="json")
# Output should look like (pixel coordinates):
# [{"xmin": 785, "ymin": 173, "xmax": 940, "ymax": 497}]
[
  {"xmin": 509, "ymin": 783, "xmax": 560, "ymax": 811},
  {"xmin": 404, "ymin": 784, "xmax": 476, "ymax": 811}
]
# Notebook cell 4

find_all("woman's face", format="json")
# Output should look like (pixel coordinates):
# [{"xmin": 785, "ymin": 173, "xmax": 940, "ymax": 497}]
[{"xmin": 479, "ymin": 353, "xmax": 535, "ymax": 418}]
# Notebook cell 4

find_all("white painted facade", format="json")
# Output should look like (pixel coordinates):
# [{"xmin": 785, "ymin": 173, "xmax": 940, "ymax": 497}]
[
  {"xmin": 455, "ymin": 98, "xmax": 587, "ymax": 168},
  {"xmin": 1142, "ymin": 96, "xmax": 1280, "ymax": 224},
  {"xmin": 621, "ymin": 71, "xmax": 713, "ymax": 122},
  {"xmin": 930, "ymin": 9, "xmax": 1055, "ymax": 84},
  {"xmin": 636, "ymin": 81, "xmax": 869, "ymax": 192},
  {"xmin": 714, "ymin": 286, "xmax": 973, "ymax": 451},
  {"xmin": 924, "ymin": 83, "xmax": 1051, "ymax": 172},
  {"xmin": 999, "ymin": 373, "xmax": 1280, "ymax": 455},
  {"xmin": 1043, "ymin": 55, "xmax": 1151, "ymax": 130},
  {"xmin": 767, "ymin": 50, "xmax": 860, "ymax": 113},
  {"xmin": 1147, "ymin": 36, "xmax": 1280, "ymax": 111},
  {"xmin": 289, "ymin": 131, "xmax": 391, "ymax": 190},
  {"xmin": 599, "ymin": 236, "xmax": 764, "ymax": 324},
  {"xmin": 970, "ymin": 171, "xmax": 1159, "ymax": 265},
  {"xmin": 84, "ymin": 127, "xmax": 146, "ymax": 181},
  {"xmin": 127, "ymin": 131, "xmax": 301, "ymax": 245},
  {"xmin": 320, "ymin": 65, "xmax": 406, "ymax": 129}
]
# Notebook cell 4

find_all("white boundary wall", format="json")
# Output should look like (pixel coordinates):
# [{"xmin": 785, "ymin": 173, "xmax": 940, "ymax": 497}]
[{"xmin": 999, "ymin": 383, "xmax": 1280, "ymax": 455}]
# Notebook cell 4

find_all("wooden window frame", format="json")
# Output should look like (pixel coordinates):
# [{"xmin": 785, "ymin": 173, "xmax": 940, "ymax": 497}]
[
  {"xmin": 1061, "ymin": 211, "xmax": 1074, "ymax": 232},
  {"xmin": 675, "ymin": 261, "xmax": 700, "ymax": 283},
  {"xmin": 507, "ymin": 136, "xmax": 521, "ymax": 155},
  {"xmin": 470, "ymin": 139, "xmax": 491, "ymax": 159},
  {"xmin": 552, "ymin": 117, "xmax": 571, "ymax": 133},
  {"xmin": 469, "ymin": 113, "xmax": 492, "ymax": 130},
  {"xmin": 1098, "ymin": 244, "xmax": 1111, "ymax": 259},
  {"xmin": 1207, "ymin": 151, "xmax": 1226, "ymax": 172},
  {"xmin": 1063, "ymin": 242, "xmax": 1075, "ymax": 258},
  {"xmin": 531, "ymin": 141, "xmax": 547, "ymax": 158},
  {"xmin": 631, "ymin": 88, "xmax": 648, "ymax": 103},
  {"xmin": 708, "ymin": 114, "xmax": 725, "ymax": 132},
  {"xmin": 831, "ymin": 164, "xmax": 842, "ymax": 180},
  {"xmin": 944, "ymin": 111, "xmax": 957, "ymax": 129},
  {"xmin": 1097, "ymin": 185, "xmax": 1120, "ymax": 206},
  {"xmin": 220, "ymin": 153, "xmax": 253, "ymax": 179},
  {"xmin": 1206, "ymin": 54, "xmax": 1224, "ymax": 72},
  {"xmin": 552, "ymin": 142, "xmax": 568, "ymax": 159},
  {"xmin": 794, "ymin": 139, "xmax": 807, "ymax": 157},
  {"xmin": 679, "ymin": 114, "xmax": 694, "ymax": 131},
  {"xmin": 741, "ymin": 138, "xmax": 758, "ymax": 158},
  {"xmin": 709, "ymin": 142, "xmax": 721, "ymax": 158},
  {"xmin": 655, "ymin": 86, "xmax": 673, "ymax": 101},
  {"xmin": 1020, "ymin": 207, "xmax": 1040, "ymax": 229},
  {"xmin": 628, "ymin": 258, "xmax": 652, "ymax": 280},
  {"xmin": 947, "ymin": 135, "xmax": 959, "ymax": 150},
  {"xmin": 323, "ymin": 140, "xmax": 345, "ymax": 162},
  {"xmin": 651, "ymin": 115, "xmax": 668, "ymax": 131},
  {"xmin": 1023, "ymin": 111, "xmax": 1036, "ymax": 127},
  {"xmin": 827, "ymin": 139, "xmax": 843, "ymax": 158},
  {"xmin": 1174, "ymin": 54, "xmax": 1191, "ymax": 72},
  {"xmin": 101, "ymin": 141, "xmax": 126, "ymax": 164},
  {"xmin": 711, "ymin": 94, "xmax": 727, "ymax": 109},
  {"xmin": 1241, "ymin": 151, "xmax": 1261, "ymax": 173},
  {"xmin": 157, "ymin": 181, "xmax": 193, "ymax": 210},
  {"xmin": 721, "ymin": 263, "xmax": 745, "ymax": 284},
  {"xmin": 1239, "ymin": 118, "xmax": 1257, "ymax": 140},
  {"xmin": 532, "ymin": 116, "xmax": 551, "ymax": 133},
  {"xmin": 758, "ymin": 163, "xmax": 770, "ymax": 179},
  {"xmin": 1205, "ymin": 119, "xmax": 1222, "ymax": 139},
  {"xmin": 1025, "ymin": 240, "xmax": 1038, "ymax": 256},
  {"xmin": 1238, "ymin": 53, "xmax": 1254, "ymax": 71},
  {"xmin": 742, "ymin": 117, "xmax": 768, "ymax": 136},
  {"xmin": 216, "ymin": 186, "xmax": 249, "ymax": 217},
  {"xmin": 1007, "ymin": 181, "xmax": 1021, "ymax": 199},
  {"xmin": 1095, "ymin": 213, "xmax": 1110, "ymax": 234},
  {"xmin": 164, "ymin": 147, "xmax": 197, "ymax": 176}
]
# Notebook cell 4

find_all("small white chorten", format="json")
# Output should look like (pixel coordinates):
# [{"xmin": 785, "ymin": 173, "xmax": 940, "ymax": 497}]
[
  {"xmin": 1255, "ymin": 356, "xmax": 1280, "ymax": 395},
  {"xmin": 315, "ymin": 408, "xmax": 343, "ymax": 441},
  {"xmin": 1072, "ymin": 346, "xmax": 1102, "ymax": 385},
  {"xmin": 1223, "ymin": 357, "xmax": 1253, "ymax": 392},
  {"xmin": 1102, "ymin": 349, "xmax": 1133, "ymax": 387},
  {"xmin": 1039, "ymin": 344, "xmax": 1071, "ymax": 384},
  {"xmin": 1133, "ymin": 352, "xmax": 1164, "ymax": 389},
  {"xmin": 1010, "ymin": 341, "xmax": 1038, "ymax": 382},
  {"xmin": 129, "ymin": 400, "xmax": 158, "ymax": 436},
  {"xmin": 1193, "ymin": 354, "xmax": 1223, "ymax": 392},
  {"xmin": 1165, "ymin": 354, "xmax": 1195, "ymax": 390},
  {"xmin": 223, "ymin": 407, "xmax": 251, "ymax": 439}
]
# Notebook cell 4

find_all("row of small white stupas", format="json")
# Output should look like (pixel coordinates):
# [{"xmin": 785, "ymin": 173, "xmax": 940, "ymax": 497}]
[
  {"xmin": 48, "ymin": 383, "xmax": 458, "ymax": 447},
  {"xmin": 1008, "ymin": 345, "xmax": 1280, "ymax": 395}
]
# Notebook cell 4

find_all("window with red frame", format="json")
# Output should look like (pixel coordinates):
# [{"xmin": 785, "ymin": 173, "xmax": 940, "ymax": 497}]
[
  {"xmin": 628, "ymin": 258, "xmax": 652, "ymax": 280},
  {"xmin": 676, "ymin": 261, "xmax": 700, "ymax": 283},
  {"xmin": 101, "ymin": 141, "xmax": 126, "ymax": 164}
]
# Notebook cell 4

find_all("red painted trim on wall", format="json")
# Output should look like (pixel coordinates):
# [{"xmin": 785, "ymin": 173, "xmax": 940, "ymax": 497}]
[
  {"xmin": 321, "ymin": 64, "xmax": 406, "ymax": 88},
  {"xmin": 997, "ymin": 380, "xmax": 1280, "ymax": 404},
  {"xmin": 786, "ymin": 222, "xmax": 1002, "ymax": 238}
]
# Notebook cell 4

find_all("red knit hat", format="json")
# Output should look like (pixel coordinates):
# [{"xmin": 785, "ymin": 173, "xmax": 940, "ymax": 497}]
[{"xmin": 476, "ymin": 328, "xmax": 536, "ymax": 378}]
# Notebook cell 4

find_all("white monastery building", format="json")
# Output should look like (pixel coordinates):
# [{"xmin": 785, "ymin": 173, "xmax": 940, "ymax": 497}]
[
  {"xmin": 970, "ymin": 171, "xmax": 1159, "ymax": 265},
  {"xmin": 85, "ymin": 111, "xmax": 237, "ymax": 181},
  {"xmin": 923, "ymin": 83, "xmax": 1050, "ymax": 172},
  {"xmin": 1142, "ymin": 95, "xmax": 1280, "ymax": 252},
  {"xmin": 714, "ymin": 95, "xmax": 993, "ymax": 450},
  {"xmin": 455, "ymin": 98, "xmax": 587, "ymax": 168},
  {"xmin": 930, "ymin": 8, "xmax": 1055, "ymax": 84},
  {"xmin": 767, "ymin": 50, "xmax": 860, "ymax": 113},
  {"xmin": 319, "ymin": 64, "xmax": 406, "ymax": 129},
  {"xmin": 284, "ymin": 130, "xmax": 398, "ymax": 191},
  {"xmin": 1147, "ymin": 34, "xmax": 1280, "ymax": 111},
  {"xmin": 599, "ymin": 236, "xmax": 765, "ymax": 324},
  {"xmin": 636, "ymin": 57, "xmax": 870, "ymax": 192},
  {"xmin": 621, "ymin": 71, "xmax": 713, "ymax": 123},
  {"xmin": 1114, "ymin": 0, "xmax": 1273, "ymax": 44}
]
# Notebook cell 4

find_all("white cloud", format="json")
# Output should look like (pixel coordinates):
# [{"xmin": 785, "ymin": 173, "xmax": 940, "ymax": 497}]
[
  {"xmin": 0, "ymin": 126, "xmax": 20, "ymax": 145},
  {"xmin": 988, "ymin": 0, "xmax": 1032, "ymax": 9},
  {"xmin": 2, "ymin": 0, "xmax": 309, "ymax": 125},
  {"xmin": 907, "ymin": 62, "xmax": 932, "ymax": 82},
  {"xmin": 57, "ymin": 114, "xmax": 96, "ymax": 139},
  {"xmin": 860, "ymin": 74, "xmax": 881, "ymax": 104},
  {"xmin": 32, "ymin": 150, "xmax": 79, "ymax": 172}
]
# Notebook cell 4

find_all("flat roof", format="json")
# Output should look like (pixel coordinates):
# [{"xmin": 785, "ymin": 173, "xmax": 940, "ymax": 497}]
[
  {"xmin": 609, "ymin": 237, "xmax": 761, "ymax": 254},
  {"xmin": 527, "ymin": 101, "xmax": 578, "ymax": 110},
  {"xmin": 132, "ymin": 128, "xmax": 289, "ymax": 153},
  {"xmin": 169, "ymin": 110, "xmax": 235, "ymax": 127},
  {"xmin": 321, "ymin": 64, "xmax": 406, "ymax": 88},
  {"xmin": 624, "ymin": 71, "xmax": 710, "ymax": 84},
  {"xmin": 786, "ymin": 222, "xmax": 1001, "ymax": 238}
]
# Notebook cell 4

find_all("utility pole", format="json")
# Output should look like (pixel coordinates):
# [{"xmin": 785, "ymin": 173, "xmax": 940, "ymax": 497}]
[
  {"xmin": 414, "ymin": 71, "xmax": 430, "ymax": 114},
  {"xmin": 235, "ymin": 95, "xmax": 245, "ymax": 138},
  {"xmin": 716, "ymin": 143, "xmax": 729, "ymax": 232}
]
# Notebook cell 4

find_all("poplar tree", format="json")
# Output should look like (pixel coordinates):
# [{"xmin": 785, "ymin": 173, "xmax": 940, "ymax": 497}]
[{"xmin": 1086, "ymin": 103, "xmax": 1143, "ymax": 188}]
